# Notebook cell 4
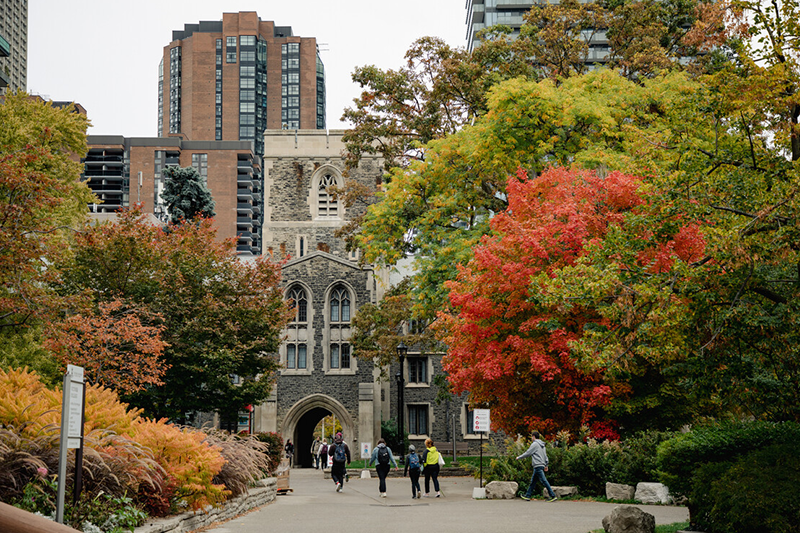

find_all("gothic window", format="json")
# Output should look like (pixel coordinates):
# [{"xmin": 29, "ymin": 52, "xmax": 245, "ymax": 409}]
[
  {"xmin": 285, "ymin": 286, "xmax": 308, "ymax": 370},
  {"xmin": 317, "ymin": 173, "xmax": 339, "ymax": 218},
  {"xmin": 329, "ymin": 286, "xmax": 351, "ymax": 369}
]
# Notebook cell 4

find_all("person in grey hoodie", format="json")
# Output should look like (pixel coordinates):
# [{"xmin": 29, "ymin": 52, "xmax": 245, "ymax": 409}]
[{"xmin": 516, "ymin": 431, "xmax": 557, "ymax": 501}]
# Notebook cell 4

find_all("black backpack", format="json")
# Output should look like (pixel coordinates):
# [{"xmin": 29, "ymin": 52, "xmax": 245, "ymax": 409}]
[
  {"xmin": 333, "ymin": 442, "xmax": 347, "ymax": 463},
  {"xmin": 377, "ymin": 446, "xmax": 390, "ymax": 465}
]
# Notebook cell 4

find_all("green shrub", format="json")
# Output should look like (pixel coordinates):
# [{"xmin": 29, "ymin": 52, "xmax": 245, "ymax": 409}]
[
  {"xmin": 609, "ymin": 430, "xmax": 676, "ymax": 485},
  {"xmin": 683, "ymin": 440, "xmax": 800, "ymax": 533},
  {"xmin": 253, "ymin": 432, "xmax": 283, "ymax": 474},
  {"xmin": 656, "ymin": 420, "xmax": 800, "ymax": 498},
  {"xmin": 548, "ymin": 440, "xmax": 624, "ymax": 495}
]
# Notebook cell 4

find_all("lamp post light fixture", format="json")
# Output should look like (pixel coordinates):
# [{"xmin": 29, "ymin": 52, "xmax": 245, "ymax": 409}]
[{"xmin": 396, "ymin": 341, "xmax": 408, "ymax": 455}]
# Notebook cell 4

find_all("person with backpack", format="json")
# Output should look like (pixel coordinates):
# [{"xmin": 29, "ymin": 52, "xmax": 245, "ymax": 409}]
[
  {"xmin": 368, "ymin": 438, "xmax": 398, "ymax": 498},
  {"xmin": 310, "ymin": 437, "xmax": 322, "ymax": 469},
  {"xmin": 403, "ymin": 444, "xmax": 422, "ymax": 499},
  {"xmin": 330, "ymin": 432, "xmax": 351, "ymax": 492},
  {"xmin": 421, "ymin": 438, "xmax": 442, "ymax": 497}
]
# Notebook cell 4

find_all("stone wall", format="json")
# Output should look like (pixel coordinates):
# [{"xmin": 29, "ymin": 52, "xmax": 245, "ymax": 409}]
[{"xmin": 134, "ymin": 478, "xmax": 277, "ymax": 533}]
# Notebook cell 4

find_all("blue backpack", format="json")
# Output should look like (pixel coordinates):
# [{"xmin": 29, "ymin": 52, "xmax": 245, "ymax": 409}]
[
  {"xmin": 333, "ymin": 442, "xmax": 347, "ymax": 463},
  {"xmin": 408, "ymin": 452, "xmax": 420, "ymax": 470}
]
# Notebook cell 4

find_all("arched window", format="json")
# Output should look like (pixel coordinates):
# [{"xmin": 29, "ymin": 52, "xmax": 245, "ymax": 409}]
[
  {"xmin": 317, "ymin": 172, "xmax": 339, "ymax": 218},
  {"xmin": 328, "ymin": 286, "xmax": 351, "ymax": 369},
  {"xmin": 285, "ymin": 286, "xmax": 308, "ymax": 370}
]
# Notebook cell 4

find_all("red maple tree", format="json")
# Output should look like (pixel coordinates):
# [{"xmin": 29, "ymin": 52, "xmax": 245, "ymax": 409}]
[{"xmin": 438, "ymin": 166, "xmax": 705, "ymax": 438}]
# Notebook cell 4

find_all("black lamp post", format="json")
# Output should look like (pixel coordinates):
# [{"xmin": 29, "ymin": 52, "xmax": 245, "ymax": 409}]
[{"xmin": 396, "ymin": 341, "xmax": 408, "ymax": 455}]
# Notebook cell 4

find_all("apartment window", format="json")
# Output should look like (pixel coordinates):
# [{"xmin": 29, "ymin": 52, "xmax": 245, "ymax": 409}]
[
  {"xmin": 240, "ymin": 65, "xmax": 255, "ymax": 77},
  {"xmin": 239, "ymin": 126, "xmax": 255, "ymax": 138},
  {"xmin": 240, "ymin": 114, "xmax": 255, "ymax": 125},
  {"xmin": 240, "ymin": 51, "xmax": 256, "ymax": 62},
  {"xmin": 227, "ymin": 36, "xmax": 236, "ymax": 47},
  {"xmin": 409, "ymin": 405, "xmax": 429, "ymax": 435},
  {"xmin": 240, "ymin": 35, "xmax": 256, "ymax": 46},
  {"xmin": 240, "ymin": 77, "xmax": 255, "ymax": 89},
  {"xmin": 240, "ymin": 102, "xmax": 255, "ymax": 113},
  {"xmin": 240, "ymin": 89, "xmax": 255, "ymax": 101},
  {"xmin": 191, "ymin": 153, "xmax": 207, "ymax": 183},
  {"xmin": 408, "ymin": 357, "xmax": 428, "ymax": 383}
]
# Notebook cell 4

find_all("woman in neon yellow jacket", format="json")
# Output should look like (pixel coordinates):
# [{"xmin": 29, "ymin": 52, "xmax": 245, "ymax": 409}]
[{"xmin": 420, "ymin": 438, "xmax": 441, "ymax": 497}]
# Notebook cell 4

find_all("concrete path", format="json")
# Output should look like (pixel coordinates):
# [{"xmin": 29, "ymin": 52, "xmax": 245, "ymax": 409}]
[{"xmin": 206, "ymin": 468, "xmax": 689, "ymax": 533}]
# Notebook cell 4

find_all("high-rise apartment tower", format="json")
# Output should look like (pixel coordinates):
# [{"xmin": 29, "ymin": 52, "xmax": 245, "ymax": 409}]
[
  {"xmin": 157, "ymin": 11, "xmax": 326, "ymax": 152},
  {"xmin": 156, "ymin": 11, "xmax": 327, "ymax": 255},
  {"xmin": 465, "ymin": 0, "xmax": 609, "ymax": 64},
  {"xmin": 0, "ymin": 0, "xmax": 27, "ymax": 92}
]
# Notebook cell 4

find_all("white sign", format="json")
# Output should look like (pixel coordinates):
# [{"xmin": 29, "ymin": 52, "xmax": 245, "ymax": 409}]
[
  {"xmin": 361, "ymin": 442, "xmax": 372, "ymax": 459},
  {"xmin": 65, "ymin": 366, "xmax": 85, "ymax": 449},
  {"xmin": 473, "ymin": 409, "xmax": 491, "ymax": 432}
]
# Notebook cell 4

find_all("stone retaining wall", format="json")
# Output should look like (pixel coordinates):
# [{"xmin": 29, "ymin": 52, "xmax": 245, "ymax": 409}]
[{"xmin": 134, "ymin": 478, "xmax": 277, "ymax": 533}]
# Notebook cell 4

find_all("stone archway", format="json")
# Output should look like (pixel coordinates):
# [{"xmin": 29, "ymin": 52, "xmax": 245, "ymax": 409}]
[{"xmin": 281, "ymin": 394, "xmax": 355, "ymax": 468}]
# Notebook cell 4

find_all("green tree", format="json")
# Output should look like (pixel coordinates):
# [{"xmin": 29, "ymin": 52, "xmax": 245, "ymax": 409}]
[
  {"xmin": 161, "ymin": 165, "xmax": 216, "ymax": 223},
  {"xmin": 0, "ymin": 93, "xmax": 94, "ymax": 330},
  {"xmin": 57, "ymin": 208, "xmax": 292, "ymax": 421}
]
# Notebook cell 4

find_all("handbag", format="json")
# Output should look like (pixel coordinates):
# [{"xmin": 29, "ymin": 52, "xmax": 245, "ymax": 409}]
[{"xmin": 438, "ymin": 453, "xmax": 445, "ymax": 467}]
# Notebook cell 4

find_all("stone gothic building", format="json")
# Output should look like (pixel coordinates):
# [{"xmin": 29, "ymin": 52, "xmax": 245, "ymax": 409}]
[{"xmin": 251, "ymin": 130, "xmax": 480, "ymax": 467}]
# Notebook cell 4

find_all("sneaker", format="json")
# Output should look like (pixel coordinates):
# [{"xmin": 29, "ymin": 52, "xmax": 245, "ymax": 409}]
[
  {"xmin": 436, "ymin": 491, "xmax": 441, "ymax": 498},
  {"xmin": 547, "ymin": 496, "xmax": 558, "ymax": 502},
  {"xmin": 417, "ymin": 493, "xmax": 421, "ymax": 499},
  {"xmin": 422, "ymin": 493, "xmax": 429, "ymax": 498},
  {"xmin": 412, "ymin": 495, "xmax": 416, "ymax": 500},
  {"xmin": 520, "ymin": 495, "xmax": 531, "ymax": 501},
  {"xmin": 345, "ymin": 473, "xmax": 350, "ymax": 482},
  {"xmin": 380, "ymin": 493, "xmax": 386, "ymax": 498},
  {"xmin": 335, "ymin": 482, "xmax": 341, "ymax": 492}
]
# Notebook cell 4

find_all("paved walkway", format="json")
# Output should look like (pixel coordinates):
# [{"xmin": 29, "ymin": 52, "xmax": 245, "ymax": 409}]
[{"xmin": 206, "ymin": 468, "xmax": 689, "ymax": 533}]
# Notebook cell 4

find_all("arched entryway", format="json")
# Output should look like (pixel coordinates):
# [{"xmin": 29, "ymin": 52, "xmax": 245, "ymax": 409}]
[{"xmin": 282, "ymin": 394, "xmax": 355, "ymax": 468}]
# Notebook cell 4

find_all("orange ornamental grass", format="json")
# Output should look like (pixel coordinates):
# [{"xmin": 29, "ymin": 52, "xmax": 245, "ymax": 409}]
[{"xmin": 131, "ymin": 419, "xmax": 229, "ymax": 511}]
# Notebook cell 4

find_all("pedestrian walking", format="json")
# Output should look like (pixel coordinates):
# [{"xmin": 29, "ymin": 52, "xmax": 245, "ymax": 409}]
[
  {"xmin": 330, "ymin": 432, "xmax": 351, "ymax": 492},
  {"xmin": 403, "ymin": 444, "xmax": 422, "ymax": 499},
  {"xmin": 319, "ymin": 439, "xmax": 328, "ymax": 470},
  {"xmin": 516, "ymin": 431, "xmax": 557, "ymax": 502},
  {"xmin": 284, "ymin": 439, "xmax": 294, "ymax": 468},
  {"xmin": 310, "ymin": 437, "xmax": 322, "ymax": 469},
  {"xmin": 368, "ymin": 438, "xmax": 398, "ymax": 498},
  {"xmin": 421, "ymin": 438, "xmax": 442, "ymax": 497}
]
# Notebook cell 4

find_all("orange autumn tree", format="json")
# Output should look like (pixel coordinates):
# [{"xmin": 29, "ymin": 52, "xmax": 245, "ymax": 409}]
[
  {"xmin": 438, "ymin": 167, "xmax": 705, "ymax": 438},
  {"xmin": 44, "ymin": 299, "xmax": 168, "ymax": 394}
]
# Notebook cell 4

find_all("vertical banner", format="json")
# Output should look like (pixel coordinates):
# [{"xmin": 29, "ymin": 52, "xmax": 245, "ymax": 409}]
[
  {"xmin": 361, "ymin": 442, "xmax": 372, "ymax": 460},
  {"xmin": 56, "ymin": 365, "xmax": 84, "ymax": 524}
]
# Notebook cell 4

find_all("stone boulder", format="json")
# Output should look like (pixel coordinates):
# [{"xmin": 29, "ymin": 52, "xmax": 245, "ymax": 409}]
[
  {"xmin": 634, "ymin": 482, "xmax": 670, "ymax": 504},
  {"xmin": 545, "ymin": 486, "xmax": 578, "ymax": 498},
  {"xmin": 606, "ymin": 482, "xmax": 636, "ymax": 501},
  {"xmin": 602, "ymin": 505, "xmax": 656, "ymax": 533},
  {"xmin": 485, "ymin": 481, "xmax": 518, "ymax": 499}
]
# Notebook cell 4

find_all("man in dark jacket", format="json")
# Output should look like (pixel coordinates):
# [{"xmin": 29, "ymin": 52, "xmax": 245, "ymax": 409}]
[
  {"xmin": 330, "ymin": 432, "xmax": 351, "ymax": 492},
  {"xmin": 516, "ymin": 431, "xmax": 557, "ymax": 501}
]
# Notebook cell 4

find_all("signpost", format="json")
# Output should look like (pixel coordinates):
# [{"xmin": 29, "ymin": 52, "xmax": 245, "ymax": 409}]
[
  {"xmin": 56, "ymin": 365, "xmax": 85, "ymax": 524},
  {"xmin": 473, "ymin": 409, "xmax": 490, "ymax": 488}
]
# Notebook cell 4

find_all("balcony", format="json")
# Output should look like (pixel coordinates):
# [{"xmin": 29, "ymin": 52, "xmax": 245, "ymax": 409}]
[{"xmin": 0, "ymin": 34, "xmax": 10, "ymax": 57}]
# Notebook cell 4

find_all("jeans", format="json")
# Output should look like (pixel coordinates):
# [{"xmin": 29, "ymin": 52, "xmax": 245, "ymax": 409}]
[
  {"xmin": 525, "ymin": 466, "xmax": 555, "ymax": 499},
  {"xmin": 331, "ymin": 463, "xmax": 346, "ymax": 486},
  {"xmin": 409, "ymin": 468, "xmax": 421, "ymax": 496},
  {"xmin": 424, "ymin": 464, "xmax": 440, "ymax": 493},
  {"xmin": 376, "ymin": 464, "xmax": 390, "ymax": 493},
  {"xmin": 314, "ymin": 455, "xmax": 320, "ymax": 469}
]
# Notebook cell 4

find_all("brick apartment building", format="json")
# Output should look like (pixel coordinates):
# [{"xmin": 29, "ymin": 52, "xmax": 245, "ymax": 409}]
[{"xmin": 84, "ymin": 136, "xmax": 261, "ymax": 253}]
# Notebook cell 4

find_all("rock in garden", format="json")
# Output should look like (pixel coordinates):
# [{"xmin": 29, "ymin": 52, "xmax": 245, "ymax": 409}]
[
  {"xmin": 606, "ymin": 482, "xmax": 636, "ymax": 500},
  {"xmin": 485, "ymin": 481, "xmax": 518, "ymax": 499},
  {"xmin": 634, "ymin": 482, "xmax": 670, "ymax": 504},
  {"xmin": 545, "ymin": 486, "xmax": 578, "ymax": 498},
  {"xmin": 602, "ymin": 505, "xmax": 656, "ymax": 533}
]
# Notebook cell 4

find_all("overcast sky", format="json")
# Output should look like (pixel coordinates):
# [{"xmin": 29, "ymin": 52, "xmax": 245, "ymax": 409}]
[{"xmin": 27, "ymin": 0, "xmax": 466, "ymax": 137}]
